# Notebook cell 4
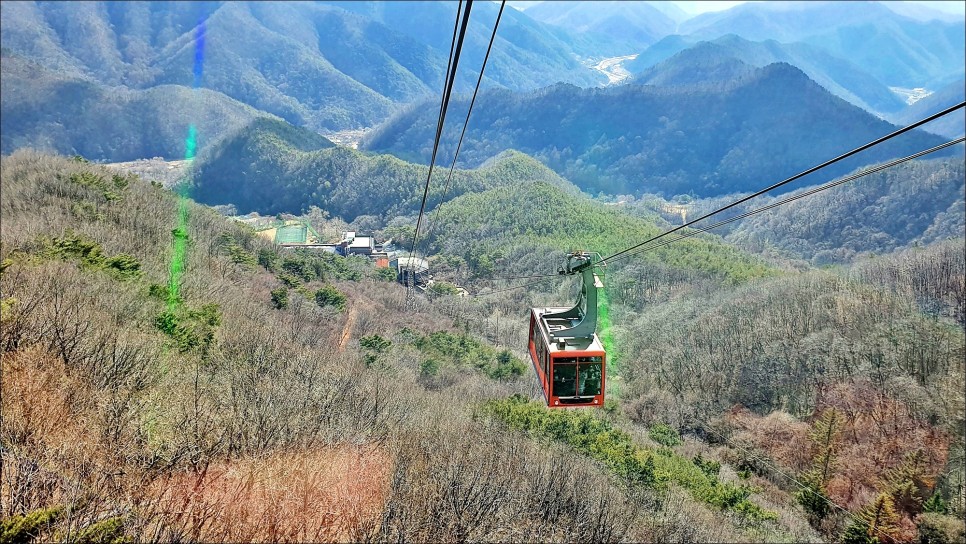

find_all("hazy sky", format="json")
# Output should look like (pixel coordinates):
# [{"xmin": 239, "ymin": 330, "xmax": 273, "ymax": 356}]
[
  {"xmin": 677, "ymin": 1, "xmax": 966, "ymax": 15},
  {"xmin": 508, "ymin": 1, "xmax": 966, "ymax": 16}
]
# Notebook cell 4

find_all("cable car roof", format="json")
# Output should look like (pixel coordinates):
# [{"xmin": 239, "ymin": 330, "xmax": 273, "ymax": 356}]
[{"xmin": 532, "ymin": 306, "xmax": 605, "ymax": 354}]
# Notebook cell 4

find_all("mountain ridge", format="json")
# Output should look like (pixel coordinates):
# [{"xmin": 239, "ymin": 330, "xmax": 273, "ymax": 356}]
[
  {"xmin": 0, "ymin": 50, "xmax": 269, "ymax": 161},
  {"xmin": 0, "ymin": 0, "xmax": 608, "ymax": 137},
  {"xmin": 362, "ymin": 61, "xmax": 953, "ymax": 198},
  {"xmin": 627, "ymin": 34, "xmax": 907, "ymax": 114}
]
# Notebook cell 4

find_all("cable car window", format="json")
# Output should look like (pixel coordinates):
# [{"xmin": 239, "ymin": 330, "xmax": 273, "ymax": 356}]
[
  {"xmin": 552, "ymin": 362, "xmax": 577, "ymax": 397},
  {"xmin": 578, "ymin": 362, "xmax": 602, "ymax": 396},
  {"xmin": 543, "ymin": 347, "xmax": 550, "ymax": 381}
]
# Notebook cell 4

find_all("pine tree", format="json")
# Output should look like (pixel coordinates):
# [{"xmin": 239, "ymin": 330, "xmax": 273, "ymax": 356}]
[
  {"xmin": 842, "ymin": 520, "xmax": 878, "ymax": 544},
  {"xmin": 884, "ymin": 451, "xmax": 933, "ymax": 516},
  {"xmin": 922, "ymin": 493, "xmax": 948, "ymax": 514},
  {"xmin": 810, "ymin": 408, "xmax": 842, "ymax": 484},
  {"xmin": 862, "ymin": 492, "xmax": 902, "ymax": 544}
]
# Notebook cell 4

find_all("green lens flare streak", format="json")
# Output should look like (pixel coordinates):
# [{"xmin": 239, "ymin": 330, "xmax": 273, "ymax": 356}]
[
  {"xmin": 167, "ymin": 125, "xmax": 196, "ymax": 311},
  {"xmin": 597, "ymin": 284, "xmax": 619, "ymax": 398},
  {"xmin": 167, "ymin": 18, "xmax": 205, "ymax": 312}
]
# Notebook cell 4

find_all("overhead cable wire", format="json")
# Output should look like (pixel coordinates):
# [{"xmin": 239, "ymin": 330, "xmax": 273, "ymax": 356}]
[
  {"xmin": 473, "ymin": 135, "xmax": 964, "ymax": 296},
  {"xmin": 407, "ymin": 0, "xmax": 474, "ymax": 268},
  {"xmin": 610, "ymin": 137, "xmax": 966, "ymax": 264},
  {"xmin": 424, "ymin": 0, "xmax": 506, "ymax": 241},
  {"xmin": 439, "ymin": 0, "xmax": 463, "ymax": 116},
  {"xmin": 598, "ymin": 101, "xmax": 966, "ymax": 265},
  {"xmin": 491, "ymin": 273, "xmax": 561, "ymax": 280},
  {"xmin": 474, "ymin": 276, "xmax": 561, "ymax": 297}
]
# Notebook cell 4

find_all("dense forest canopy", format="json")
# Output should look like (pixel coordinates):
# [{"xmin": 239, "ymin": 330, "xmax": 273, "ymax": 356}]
[{"xmin": 192, "ymin": 117, "xmax": 579, "ymax": 221}]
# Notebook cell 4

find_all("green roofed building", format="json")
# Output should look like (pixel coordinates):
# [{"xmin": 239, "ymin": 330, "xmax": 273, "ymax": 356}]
[{"xmin": 275, "ymin": 224, "xmax": 307, "ymax": 244}]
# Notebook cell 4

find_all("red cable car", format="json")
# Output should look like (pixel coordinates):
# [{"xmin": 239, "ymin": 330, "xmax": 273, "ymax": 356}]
[{"xmin": 528, "ymin": 252, "xmax": 606, "ymax": 408}]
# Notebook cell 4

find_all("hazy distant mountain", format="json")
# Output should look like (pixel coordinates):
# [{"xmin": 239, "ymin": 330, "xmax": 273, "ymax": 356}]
[
  {"xmin": 0, "ymin": 52, "xmax": 265, "ymax": 161},
  {"xmin": 363, "ymin": 62, "xmax": 951, "ymax": 198},
  {"xmin": 890, "ymin": 78, "xmax": 966, "ymax": 139},
  {"xmin": 523, "ymin": 1, "xmax": 680, "ymax": 51},
  {"xmin": 193, "ymin": 117, "xmax": 578, "ymax": 221},
  {"xmin": 0, "ymin": 1, "xmax": 393, "ymax": 132},
  {"xmin": 677, "ymin": 1, "xmax": 965, "ymax": 88},
  {"xmin": 316, "ymin": 1, "xmax": 607, "ymax": 88},
  {"xmin": 634, "ymin": 42, "xmax": 757, "ymax": 88},
  {"xmin": 0, "ymin": 0, "xmax": 606, "ymax": 137},
  {"xmin": 629, "ymin": 34, "xmax": 907, "ymax": 114},
  {"xmin": 882, "ymin": 1, "xmax": 966, "ymax": 23}
]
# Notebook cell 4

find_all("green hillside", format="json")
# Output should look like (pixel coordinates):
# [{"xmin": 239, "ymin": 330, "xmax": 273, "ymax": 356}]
[
  {"xmin": 193, "ymin": 117, "xmax": 578, "ymax": 221},
  {"xmin": 424, "ymin": 181, "xmax": 774, "ymax": 285},
  {"xmin": 725, "ymin": 157, "xmax": 966, "ymax": 264},
  {"xmin": 0, "ymin": 151, "xmax": 826, "ymax": 543},
  {"xmin": 4, "ymin": 150, "xmax": 964, "ymax": 543}
]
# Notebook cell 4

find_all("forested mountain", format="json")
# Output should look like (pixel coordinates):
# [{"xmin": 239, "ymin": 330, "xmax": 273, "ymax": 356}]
[
  {"xmin": 633, "ymin": 42, "xmax": 757, "ymax": 88},
  {"xmin": 193, "ymin": 117, "xmax": 579, "ymax": 221},
  {"xmin": 724, "ymin": 158, "xmax": 966, "ymax": 264},
  {"xmin": 0, "ymin": 52, "xmax": 266, "ymax": 161},
  {"xmin": 882, "ymin": 1, "xmax": 966, "ymax": 23},
  {"xmin": 421, "ymin": 179, "xmax": 773, "ymax": 285},
  {"xmin": 363, "ymin": 62, "xmax": 952, "ymax": 197},
  {"xmin": 617, "ymin": 239, "xmax": 965, "ymax": 544},
  {"xmin": 0, "ymin": 0, "xmax": 605, "ymax": 141},
  {"xmin": 0, "ymin": 151, "xmax": 683, "ymax": 542},
  {"xmin": 523, "ymin": 1, "xmax": 681, "ymax": 51},
  {"xmin": 318, "ymin": 1, "xmax": 614, "ymax": 81},
  {"xmin": 676, "ymin": 1, "xmax": 965, "ymax": 88},
  {"xmin": 628, "ymin": 34, "xmax": 907, "ymax": 115},
  {"xmin": 890, "ymin": 78, "xmax": 966, "ymax": 139}
]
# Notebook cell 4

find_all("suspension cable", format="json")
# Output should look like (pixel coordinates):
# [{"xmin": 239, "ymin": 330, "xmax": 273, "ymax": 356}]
[
  {"xmin": 406, "ymin": 0, "xmax": 474, "ymax": 269},
  {"xmin": 424, "ymin": 1, "xmax": 506, "ymax": 242},
  {"xmin": 598, "ymin": 101, "xmax": 966, "ymax": 265},
  {"xmin": 610, "ymin": 137, "xmax": 965, "ymax": 264},
  {"xmin": 475, "ymin": 276, "xmax": 561, "ymax": 297}
]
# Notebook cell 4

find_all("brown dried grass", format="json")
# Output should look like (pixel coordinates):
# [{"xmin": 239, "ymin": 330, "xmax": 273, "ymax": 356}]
[
  {"xmin": 1, "ymin": 347, "xmax": 107, "ymax": 507},
  {"xmin": 149, "ymin": 445, "xmax": 391, "ymax": 542},
  {"xmin": 1, "ymin": 347, "xmax": 95, "ymax": 457}
]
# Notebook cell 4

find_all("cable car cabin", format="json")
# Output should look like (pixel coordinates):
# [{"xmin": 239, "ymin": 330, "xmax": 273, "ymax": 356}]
[
  {"xmin": 529, "ymin": 309, "xmax": 605, "ymax": 407},
  {"xmin": 528, "ymin": 252, "xmax": 606, "ymax": 408}
]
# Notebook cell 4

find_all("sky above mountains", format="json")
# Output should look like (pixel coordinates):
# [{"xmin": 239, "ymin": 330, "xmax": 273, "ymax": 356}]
[{"xmin": 510, "ymin": 1, "xmax": 966, "ymax": 17}]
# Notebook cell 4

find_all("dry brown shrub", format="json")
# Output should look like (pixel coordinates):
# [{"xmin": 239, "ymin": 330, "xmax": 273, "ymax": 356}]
[
  {"xmin": 725, "ymin": 407, "xmax": 811, "ymax": 473},
  {"xmin": 2, "ymin": 347, "xmax": 95, "ymax": 456},
  {"xmin": 1, "ymin": 347, "xmax": 105, "ymax": 512},
  {"xmin": 816, "ymin": 380, "xmax": 949, "ymax": 506},
  {"xmin": 1, "ymin": 345, "xmax": 153, "ymax": 539},
  {"xmin": 149, "ymin": 445, "xmax": 391, "ymax": 542}
]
